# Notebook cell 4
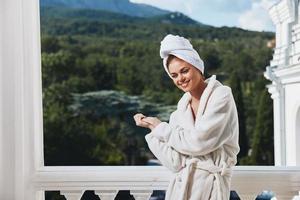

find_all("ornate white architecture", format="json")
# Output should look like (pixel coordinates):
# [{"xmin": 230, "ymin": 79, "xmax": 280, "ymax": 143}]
[
  {"xmin": 1, "ymin": 0, "xmax": 300, "ymax": 199},
  {"xmin": 265, "ymin": 0, "xmax": 300, "ymax": 166}
]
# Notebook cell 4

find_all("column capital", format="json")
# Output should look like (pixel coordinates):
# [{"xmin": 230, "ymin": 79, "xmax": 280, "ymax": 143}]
[{"xmin": 267, "ymin": 84, "xmax": 281, "ymax": 100}]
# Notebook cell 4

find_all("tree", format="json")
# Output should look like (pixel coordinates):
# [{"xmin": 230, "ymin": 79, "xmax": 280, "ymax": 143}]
[
  {"xmin": 228, "ymin": 72, "xmax": 248, "ymax": 162},
  {"xmin": 41, "ymin": 35, "xmax": 61, "ymax": 53},
  {"xmin": 249, "ymin": 89, "xmax": 274, "ymax": 165}
]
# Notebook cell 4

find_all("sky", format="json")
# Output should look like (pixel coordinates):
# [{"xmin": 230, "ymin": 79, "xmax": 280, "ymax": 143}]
[{"xmin": 130, "ymin": 0, "xmax": 279, "ymax": 32}]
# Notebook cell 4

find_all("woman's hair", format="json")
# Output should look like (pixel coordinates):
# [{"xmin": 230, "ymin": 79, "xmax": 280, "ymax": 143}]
[
  {"xmin": 166, "ymin": 54, "xmax": 177, "ymax": 69},
  {"xmin": 166, "ymin": 54, "xmax": 205, "ymax": 79}
]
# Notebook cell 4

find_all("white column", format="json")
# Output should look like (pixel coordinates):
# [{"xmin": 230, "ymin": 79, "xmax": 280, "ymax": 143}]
[
  {"xmin": 0, "ymin": 0, "xmax": 44, "ymax": 199},
  {"xmin": 268, "ymin": 84, "xmax": 286, "ymax": 166},
  {"xmin": 296, "ymin": 108, "xmax": 300, "ymax": 165},
  {"xmin": 0, "ymin": 0, "xmax": 23, "ymax": 199}
]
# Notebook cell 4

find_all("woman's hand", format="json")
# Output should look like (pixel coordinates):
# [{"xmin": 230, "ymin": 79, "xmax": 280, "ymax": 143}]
[
  {"xmin": 142, "ymin": 117, "xmax": 161, "ymax": 131},
  {"xmin": 133, "ymin": 113, "xmax": 161, "ymax": 131},
  {"xmin": 133, "ymin": 113, "xmax": 152, "ymax": 129}
]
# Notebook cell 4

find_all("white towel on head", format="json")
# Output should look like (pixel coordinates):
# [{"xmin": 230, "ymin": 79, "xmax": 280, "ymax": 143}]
[{"xmin": 160, "ymin": 34, "xmax": 204, "ymax": 78}]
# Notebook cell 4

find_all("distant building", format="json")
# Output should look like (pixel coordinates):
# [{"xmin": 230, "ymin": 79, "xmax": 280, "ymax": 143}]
[
  {"xmin": 267, "ymin": 38, "xmax": 276, "ymax": 49},
  {"xmin": 265, "ymin": 0, "xmax": 300, "ymax": 166}
]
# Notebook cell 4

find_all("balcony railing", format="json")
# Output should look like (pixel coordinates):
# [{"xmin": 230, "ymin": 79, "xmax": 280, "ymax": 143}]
[{"xmin": 33, "ymin": 166, "xmax": 300, "ymax": 200}]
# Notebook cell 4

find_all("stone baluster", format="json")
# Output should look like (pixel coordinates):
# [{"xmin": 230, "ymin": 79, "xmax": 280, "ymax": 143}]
[
  {"xmin": 238, "ymin": 194, "xmax": 257, "ymax": 200},
  {"xmin": 130, "ymin": 190, "xmax": 153, "ymax": 200},
  {"xmin": 60, "ymin": 190, "xmax": 84, "ymax": 200},
  {"xmin": 95, "ymin": 190, "xmax": 118, "ymax": 200}
]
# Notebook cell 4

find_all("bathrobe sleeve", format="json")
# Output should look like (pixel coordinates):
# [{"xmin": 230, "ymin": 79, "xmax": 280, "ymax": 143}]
[
  {"xmin": 145, "ymin": 134, "xmax": 186, "ymax": 173},
  {"xmin": 151, "ymin": 87, "xmax": 236, "ymax": 156},
  {"xmin": 144, "ymin": 111, "xmax": 187, "ymax": 173}
]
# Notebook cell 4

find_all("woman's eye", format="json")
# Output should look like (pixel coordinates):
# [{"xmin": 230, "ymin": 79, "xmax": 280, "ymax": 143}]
[
  {"xmin": 171, "ymin": 74, "xmax": 177, "ymax": 78},
  {"xmin": 182, "ymin": 69, "xmax": 189, "ymax": 73}
]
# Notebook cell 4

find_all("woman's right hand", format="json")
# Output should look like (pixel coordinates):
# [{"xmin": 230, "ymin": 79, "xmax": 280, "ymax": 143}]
[{"xmin": 133, "ymin": 113, "xmax": 154, "ymax": 130}]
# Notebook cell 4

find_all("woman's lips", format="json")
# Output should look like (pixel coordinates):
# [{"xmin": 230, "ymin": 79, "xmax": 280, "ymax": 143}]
[{"xmin": 180, "ymin": 80, "xmax": 190, "ymax": 88}]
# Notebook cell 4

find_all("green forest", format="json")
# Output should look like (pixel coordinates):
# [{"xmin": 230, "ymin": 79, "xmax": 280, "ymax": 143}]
[{"xmin": 41, "ymin": 6, "xmax": 275, "ymax": 169}]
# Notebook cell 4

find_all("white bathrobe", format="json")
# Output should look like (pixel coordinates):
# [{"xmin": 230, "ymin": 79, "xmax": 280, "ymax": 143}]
[{"xmin": 145, "ymin": 75, "xmax": 240, "ymax": 200}]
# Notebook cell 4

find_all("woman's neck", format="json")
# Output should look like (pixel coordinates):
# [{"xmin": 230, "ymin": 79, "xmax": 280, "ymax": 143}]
[
  {"xmin": 189, "ymin": 82, "xmax": 207, "ymax": 121},
  {"xmin": 190, "ymin": 82, "xmax": 207, "ymax": 102}
]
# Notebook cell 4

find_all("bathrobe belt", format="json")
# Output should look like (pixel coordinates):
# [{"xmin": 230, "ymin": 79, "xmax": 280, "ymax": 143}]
[{"xmin": 177, "ymin": 158, "xmax": 232, "ymax": 200}]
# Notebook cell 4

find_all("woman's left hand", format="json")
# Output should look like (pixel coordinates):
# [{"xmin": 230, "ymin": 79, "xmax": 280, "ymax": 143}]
[{"xmin": 142, "ymin": 117, "xmax": 161, "ymax": 131}]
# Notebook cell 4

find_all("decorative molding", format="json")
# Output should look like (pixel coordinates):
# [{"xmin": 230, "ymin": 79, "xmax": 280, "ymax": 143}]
[
  {"xmin": 269, "ymin": 0, "xmax": 296, "ymax": 24},
  {"xmin": 274, "ymin": 65, "xmax": 300, "ymax": 84},
  {"xmin": 270, "ymin": 46, "xmax": 289, "ymax": 67},
  {"xmin": 267, "ymin": 84, "xmax": 280, "ymax": 100}
]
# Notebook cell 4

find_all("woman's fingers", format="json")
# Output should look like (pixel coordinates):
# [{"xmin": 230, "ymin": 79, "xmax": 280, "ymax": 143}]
[
  {"xmin": 133, "ymin": 114, "xmax": 161, "ymax": 131},
  {"xmin": 133, "ymin": 113, "xmax": 150, "ymax": 128},
  {"xmin": 142, "ymin": 117, "xmax": 161, "ymax": 131},
  {"xmin": 142, "ymin": 117, "xmax": 152, "ymax": 124},
  {"xmin": 133, "ymin": 113, "xmax": 145, "ymax": 122},
  {"xmin": 142, "ymin": 117, "xmax": 159, "ymax": 124}
]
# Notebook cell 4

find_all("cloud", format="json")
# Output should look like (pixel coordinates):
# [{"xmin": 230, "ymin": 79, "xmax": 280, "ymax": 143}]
[
  {"xmin": 130, "ymin": 0, "xmax": 252, "ymax": 27},
  {"xmin": 200, "ymin": 0, "xmax": 251, "ymax": 12},
  {"xmin": 238, "ymin": 0, "xmax": 277, "ymax": 31},
  {"xmin": 130, "ymin": 0, "xmax": 185, "ymax": 12},
  {"xmin": 130, "ymin": 0, "xmax": 277, "ymax": 31}
]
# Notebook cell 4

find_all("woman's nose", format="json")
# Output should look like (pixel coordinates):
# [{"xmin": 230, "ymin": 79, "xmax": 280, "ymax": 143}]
[{"xmin": 177, "ymin": 74, "xmax": 185, "ymax": 83}]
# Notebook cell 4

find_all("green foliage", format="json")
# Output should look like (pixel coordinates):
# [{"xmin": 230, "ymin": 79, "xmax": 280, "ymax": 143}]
[
  {"xmin": 228, "ymin": 72, "xmax": 248, "ymax": 160},
  {"xmin": 241, "ymin": 80, "xmax": 274, "ymax": 165}
]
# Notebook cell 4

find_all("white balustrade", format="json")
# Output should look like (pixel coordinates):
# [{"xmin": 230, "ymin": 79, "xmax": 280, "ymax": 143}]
[
  {"xmin": 95, "ymin": 190, "xmax": 118, "ymax": 200},
  {"xmin": 32, "ymin": 165, "xmax": 300, "ymax": 200}
]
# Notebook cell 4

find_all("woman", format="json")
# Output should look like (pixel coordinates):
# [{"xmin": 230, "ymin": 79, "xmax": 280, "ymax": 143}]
[{"xmin": 133, "ymin": 34, "xmax": 240, "ymax": 200}]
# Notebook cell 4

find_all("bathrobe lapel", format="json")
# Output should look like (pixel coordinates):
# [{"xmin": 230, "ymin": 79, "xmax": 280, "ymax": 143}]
[
  {"xmin": 195, "ymin": 75, "xmax": 217, "ymax": 127},
  {"xmin": 176, "ymin": 93, "xmax": 194, "ymax": 130},
  {"xmin": 175, "ymin": 75, "xmax": 217, "ymax": 130}
]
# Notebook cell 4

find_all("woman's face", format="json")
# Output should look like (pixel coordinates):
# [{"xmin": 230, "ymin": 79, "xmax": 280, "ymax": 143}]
[{"xmin": 168, "ymin": 56, "xmax": 204, "ymax": 93}]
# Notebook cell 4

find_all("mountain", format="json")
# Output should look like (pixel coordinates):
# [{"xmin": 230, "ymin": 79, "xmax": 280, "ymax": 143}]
[
  {"xmin": 40, "ymin": 6, "xmax": 208, "ymax": 27},
  {"xmin": 148, "ymin": 12, "xmax": 205, "ymax": 26},
  {"xmin": 40, "ymin": 5, "xmax": 274, "ymax": 41},
  {"xmin": 40, "ymin": 0, "xmax": 170, "ymax": 18}
]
